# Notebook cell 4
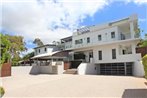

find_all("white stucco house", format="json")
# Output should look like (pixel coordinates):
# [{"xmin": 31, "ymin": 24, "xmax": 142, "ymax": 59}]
[{"xmin": 31, "ymin": 14, "xmax": 145, "ymax": 77}]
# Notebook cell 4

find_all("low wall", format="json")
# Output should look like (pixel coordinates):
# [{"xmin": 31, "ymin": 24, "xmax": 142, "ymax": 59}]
[
  {"xmin": 77, "ymin": 63, "xmax": 97, "ymax": 75},
  {"xmin": 12, "ymin": 66, "xmax": 32, "ymax": 76},
  {"xmin": 10, "ymin": 62, "xmax": 64, "ymax": 75},
  {"xmin": 133, "ymin": 61, "xmax": 145, "ymax": 77}
]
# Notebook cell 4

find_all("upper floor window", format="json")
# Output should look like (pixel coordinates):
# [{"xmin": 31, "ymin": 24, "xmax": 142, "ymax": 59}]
[
  {"xmin": 111, "ymin": 32, "xmax": 115, "ymax": 38},
  {"xmin": 98, "ymin": 35, "xmax": 102, "ymax": 41},
  {"xmin": 38, "ymin": 49, "xmax": 40, "ymax": 53},
  {"xmin": 87, "ymin": 37, "xmax": 90, "ymax": 43},
  {"xmin": 112, "ymin": 49, "xmax": 116, "ymax": 59},
  {"xmin": 75, "ymin": 39, "xmax": 83, "ymax": 44},
  {"xmin": 98, "ymin": 50, "xmax": 102, "ymax": 60},
  {"xmin": 44, "ymin": 48, "xmax": 47, "ymax": 52}
]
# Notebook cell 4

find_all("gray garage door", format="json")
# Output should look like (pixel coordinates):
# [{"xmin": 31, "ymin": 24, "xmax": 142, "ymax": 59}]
[{"xmin": 100, "ymin": 63, "xmax": 133, "ymax": 76}]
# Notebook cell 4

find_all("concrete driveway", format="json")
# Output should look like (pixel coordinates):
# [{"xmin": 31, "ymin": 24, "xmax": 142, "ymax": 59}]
[{"xmin": 2, "ymin": 74, "xmax": 147, "ymax": 98}]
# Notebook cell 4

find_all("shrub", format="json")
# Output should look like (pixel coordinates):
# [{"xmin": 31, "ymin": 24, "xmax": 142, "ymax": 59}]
[
  {"xmin": 142, "ymin": 54, "xmax": 147, "ymax": 79},
  {"xmin": 0, "ymin": 87, "xmax": 5, "ymax": 97}
]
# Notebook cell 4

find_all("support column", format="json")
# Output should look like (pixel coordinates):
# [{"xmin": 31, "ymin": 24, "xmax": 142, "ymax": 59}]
[
  {"xmin": 131, "ymin": 44, "xmax": 136, "ymax": 54},
  {"xmin": 124, "ymin": 62, "xmax": 127, "ymax": 76},
  {"xmin": 130, "ymin": 22, "xmax": 135, "ymax": 39}
]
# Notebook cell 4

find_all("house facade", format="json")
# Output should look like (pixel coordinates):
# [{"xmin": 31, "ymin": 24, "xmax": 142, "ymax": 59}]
[
  {"xmin": 32, "ymin": 14, "xmax": 144, "ymax": 76},
  {"xmin": 61, "ymin": 14, "xmax": 144, "ymax": 76}
]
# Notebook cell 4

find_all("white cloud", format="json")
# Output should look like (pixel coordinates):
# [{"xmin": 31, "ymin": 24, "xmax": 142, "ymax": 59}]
[
  {"xmin": 139, "ymin": 18, "xmax": 147, "ymax": 22},
  {"xmin": 118, "ymin": 0, "xmax": 147, "ymax": 4},
  {"xmin": 1, "ymin": 0, "xmax": 146, "ymax": 47},
  {"xmin": 1, "ymin": 0, "xmax": 109, "ymax": 45}
]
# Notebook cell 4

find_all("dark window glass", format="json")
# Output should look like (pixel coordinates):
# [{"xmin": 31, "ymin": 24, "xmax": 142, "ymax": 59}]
[
  {"xmin": 44, "ymin": 48, "xmax": 47, "ymax": 52},
  {"xmin": 112, "ymin": 49, "xmax": 116, "ymax": 59},
  {"xmin": 87, "ymin": 37, "xmax": 90, "ymax": 43},
  {"xmin": 98, "ymin": 35, "xmax": 102, "ymax": 41},
  {"xmin": 98, "ymin": 51, "xmax": 102, "ymax": 60},
  {"xmin": 111, "ymin": 32, "xmax": 115, "ymax": 38},
  {"xmin": 75, "ymin": 39, "xmax": 83, "ymax": 44},
  {"xmin": 39, "ymin": 49, "xmax": 40, "ymax": 53}
]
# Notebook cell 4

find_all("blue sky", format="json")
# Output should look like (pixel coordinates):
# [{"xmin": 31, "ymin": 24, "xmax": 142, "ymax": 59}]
[
  {"xmin": 80, "ymin": 1, "xmax": 147, "ymax": 37},
  {"xmin": 1, "ymin": 0, "xmax": 147, "ymax": 55}
]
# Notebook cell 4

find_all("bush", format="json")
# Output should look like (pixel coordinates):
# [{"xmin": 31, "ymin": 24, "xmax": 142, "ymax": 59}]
[
  {"xmin": 0, "ymin": 87, "xmax": 5, "ymax": 97},
  {"xmin": 142, "ymin": 54, "xmax": 147, "ymax": 79}
]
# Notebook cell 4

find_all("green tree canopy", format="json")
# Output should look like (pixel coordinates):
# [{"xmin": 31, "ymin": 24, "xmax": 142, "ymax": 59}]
[
  {"xmin": 0, "ymin": 33, "xmax": 26, "ymax": 66},
  {"xmin": 0, "ymin": 33, "xmax": 11, "ymax": 67}
]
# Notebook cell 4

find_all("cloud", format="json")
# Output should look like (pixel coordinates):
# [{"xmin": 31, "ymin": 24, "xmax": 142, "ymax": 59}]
[
  {"xmin": 1, "ymin": 0, "xmax": 109, "ymax": 45},
  {"xmin": 1, "ymin": 0, "xmax": 146, "ymax": 49},
  {"xmin": 125, "ymin": 0, "xmax": 147, "ymax": 4},
  {"xmin": 139, "ymin": 18, "xmax": 147, "ymax": 22}
]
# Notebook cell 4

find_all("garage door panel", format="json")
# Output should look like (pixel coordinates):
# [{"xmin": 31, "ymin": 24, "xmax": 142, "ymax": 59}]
[{"xmin": 100, "ymin": 63, "xmax": 133, "ymax": 76}]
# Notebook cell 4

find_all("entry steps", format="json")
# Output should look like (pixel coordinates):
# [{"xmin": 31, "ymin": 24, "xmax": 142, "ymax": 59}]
[{"xmin": 63, "ymin": 68, "xmax": 77, "ymax": 74}]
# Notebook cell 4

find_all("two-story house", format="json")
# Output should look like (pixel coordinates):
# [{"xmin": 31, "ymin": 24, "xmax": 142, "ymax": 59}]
[
  {"xmin": 61, "ymin": 14, "xmax": 144, "ymax": 76},
  {"xmin": 31, "ymin": 44, "xmax": 66, "ymax": 74}
]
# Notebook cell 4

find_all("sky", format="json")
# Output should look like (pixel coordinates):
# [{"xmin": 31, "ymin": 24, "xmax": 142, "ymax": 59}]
[{"xmin": 1, "ymin": 0, "xmax": 147, "ymax": 55}]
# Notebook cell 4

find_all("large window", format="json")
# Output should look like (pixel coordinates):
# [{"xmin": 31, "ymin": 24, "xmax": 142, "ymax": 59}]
[
  {"xmin": 111, "ymin": 32, "xmax": 115, "ymax": 38},
  {"xmin": 38, "ymin": 49, "xmax": 40, "ymax": 53},
  {"xmin": 87, "ymin": 37, "xmax": 90, "ymax": 43},
  {"xmin": 98, "ymin": 35, "xmax": 102, "ymax": 41},
  {"xmin": 112, "ymin": 49, "xmax": 116, "ymax": 59},
  {"xmin": 75, "ymin": 39, "xmax": 83, "ymax": 44},
  {"xmin": 98, "ymin": 50, "xmax": 102, "ymax": 60}
]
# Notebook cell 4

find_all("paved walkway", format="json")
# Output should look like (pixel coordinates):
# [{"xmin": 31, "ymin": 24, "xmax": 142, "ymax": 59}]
[{"xmin": 2, "ymin": 74, "xmax": 147, "ymax": 98}]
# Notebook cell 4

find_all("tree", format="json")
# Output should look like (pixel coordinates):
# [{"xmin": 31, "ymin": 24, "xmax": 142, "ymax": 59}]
[
  {"xmin": 0, "ymin": 33, "xmax": 27, "ymax": 66},
  {"xmin": 22, "ymin": 52, "xmax": 34, "ymax": 60},
  {"xmin": 137, "ymin": 33, "xmax": 147, "ymax": 48},
  {"xmin": 33, "ymin": 38, "xmax": 44, "ymax": 46},
  {"xmin": 0, "ymin": 33, "xmax": 11, "ymax": 67},
  {"xmin": 142, "ymin": 54, "xmax": 147, "ymax": 79},
  {"xmin": 6, "ymin": 34, "xmax": 26, "ymax": 66}
]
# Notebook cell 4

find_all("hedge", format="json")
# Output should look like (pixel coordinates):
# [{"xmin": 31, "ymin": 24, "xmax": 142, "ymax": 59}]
[
  {"xmin": 142, "ymin": 54, "xmax": 147, "ymax": 79},
  {"xmin": 0, "ymin": 86, "xmax": 5, "ymax": 97}
]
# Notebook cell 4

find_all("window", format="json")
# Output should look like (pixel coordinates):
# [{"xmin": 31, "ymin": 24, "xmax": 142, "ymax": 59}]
[
  {"xmin": 44, "ymin": 48, "xmax": 47, "ymax": 52},
  {"xmin": 111, "ymin": 32, "xmax": 115, "ymax": 38},
  {"xmin": 98, "ymin": 51, "xmax": 102, "ymax": 60},
  {"xmin": 87, "ymin": 37, "xmax": 90, "ymax": 43},
  {"xmin": 98, "ymin": 35, "xmax": 102, "ymax": 41},
  {"xmin": 112, "ymin": 49, "xmax": 116, "ymax": 59},
  {"xmin": 39, "ymin": 49, "xmax": 40, "ymax": 53},
  {"xmin": 75, "ymin": 39, "xmax": 83, "ymax": 44}
]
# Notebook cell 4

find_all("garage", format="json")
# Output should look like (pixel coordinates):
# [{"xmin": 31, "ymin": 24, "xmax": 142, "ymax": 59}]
[{"xmin": 100, "ymin": 62, "xmax": 133, "ymax": 76}]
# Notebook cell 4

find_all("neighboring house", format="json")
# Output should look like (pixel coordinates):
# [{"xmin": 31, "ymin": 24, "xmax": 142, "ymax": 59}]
[
  {"xmin": 30, "ymin": 44, "xmax": 66, "ymax": 74},
  {"xmin": 31, "ymin": 14, "xmax": 144, "ymax": 76}
]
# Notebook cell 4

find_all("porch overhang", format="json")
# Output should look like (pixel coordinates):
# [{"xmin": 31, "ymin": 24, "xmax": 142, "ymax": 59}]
[{"xmin": 31, "ymin": 51, "xmax": 66, "ymax": 60}]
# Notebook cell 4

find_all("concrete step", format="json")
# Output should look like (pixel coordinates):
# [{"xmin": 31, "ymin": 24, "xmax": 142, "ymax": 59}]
[{"xmin": 63, "ymin": 69, "xmax": 77, "ymax": 74}]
